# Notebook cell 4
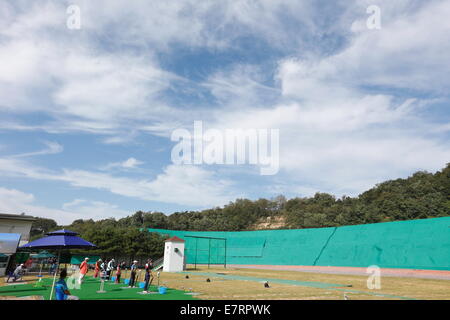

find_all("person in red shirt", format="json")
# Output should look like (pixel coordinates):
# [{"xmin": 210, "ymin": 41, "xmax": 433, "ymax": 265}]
[
  {"xmin": 78, "ymin": 257, "xmax": 89, "ymax": 284},
  {"xmin": 24, "ymin": 258, "xmax": 33, "ymax": 269},
  {"xmin": 94, "ymin": 259, "xmax": 102, "ymax": 278},
  {"xmin": 115, "ymin": 261, "xmax": 125, "ymax": 284}
]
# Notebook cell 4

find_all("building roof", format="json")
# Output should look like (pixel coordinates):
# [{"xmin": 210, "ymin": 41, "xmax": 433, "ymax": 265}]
[
  {"xmin": 0, "ymin": 213, "xmax": 36, "ymax": 221},
  {"xmin": 165, "ymin": 236, "xmax": 185, "ymax": 242}
]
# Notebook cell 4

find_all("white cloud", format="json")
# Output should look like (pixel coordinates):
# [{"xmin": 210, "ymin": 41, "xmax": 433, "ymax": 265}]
[
  {"xmin": 61, "ymin": 199, "xmax": 129, "ymax": 221},
  {"xmin": 78, "ymin": 0, "xmax": 318, "ymax": 50},
  {"xmin": 0, "ymin": 156, "xmax": 237, "ymax": 208},
  {"xmin": 301, "ymin": 0, "xmax": 450, "ymax": 93},
  {"xmin": 0, "ymin": 0, "xmax": 448, "ymax": 206},
  {"xmin": 0, "ymin": 187, "xmax": 86, "ymax": 224},
  {"xmin": 0, "ymin": 187, "xmax": 132, "ymax": 224},
  {"xmin": 0, "ymin": 1, "xmax": 189, "ymax": 136},
  {"xmin": 198, "ymin": 0, "xmax": 450, "ymax": 197},
  {"xmin": 101, "ymin": 157, "xmax": 144, "ymax": 171},
  {"xmin": 10, "ymin": 141, "xmax": 63, "ymax": 158},
  {"xmin": 121, "ymin": 158, "xmax": 143, "ymax": 169}
]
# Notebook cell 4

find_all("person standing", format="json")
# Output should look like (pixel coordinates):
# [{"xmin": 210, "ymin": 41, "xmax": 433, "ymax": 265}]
[
  {"xmin": 107, "ymin": 258, "xmax": 115, "ymax": 281},
  {"xmin": 94, "ymin": 259, "xmax": 102, "ymax": 278},
  {"xmin": 128, "ymin": 260, "xmax": 138, "ymax": 288},
  {"xmin": 142, "ymin": 265, "xmax": 154, "ymax": 294},
  {"xmin": 146, "ymin": 258, "xmax": 153, "ymax": 270},
  {"xmin": 24, "ymin": 257, "xmax": 33, "ymax": 269},
  {"xmin": 78, "ymin": 257, "xmax": 89, "ymax": 284},
  {"xmin": 101, "ymin": 259, "xmax": 107, "ymax": 273},
  {"xmin": 115, "ymin": 261, "xmax": 125, "ymax": 284},
  {"xmin": 49, "ymin": 258, "xmax": 57, "ymax": 275}
]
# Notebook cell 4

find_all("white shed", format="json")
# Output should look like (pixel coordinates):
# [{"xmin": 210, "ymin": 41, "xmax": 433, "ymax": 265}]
[{"xmin": 162, "ymin": 236, "xmax": 185, "ymax": 272}]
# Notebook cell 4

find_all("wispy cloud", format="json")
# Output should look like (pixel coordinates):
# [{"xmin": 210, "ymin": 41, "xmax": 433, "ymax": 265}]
[
  {"xmin": 0, "ymin": 156, "xmax": 237, "ymax": 208},
  {"xmin": 9, "ymin": 141, "xmax": 63, "ymax": 158},
  {"xmin": 101, "ymin": 158, "xmax": 144, "ymax": 171},
  {"xmin": 0, "ymin": 187, "xmax": 129, "ymax": 224}
]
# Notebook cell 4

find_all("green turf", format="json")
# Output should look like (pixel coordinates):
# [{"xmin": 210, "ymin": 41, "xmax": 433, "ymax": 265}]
[{"xmin": 0, "ymin": 277, "xmax": 198, "ymax": 300}]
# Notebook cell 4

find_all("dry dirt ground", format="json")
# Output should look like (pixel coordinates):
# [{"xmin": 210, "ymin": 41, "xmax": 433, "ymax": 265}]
[{"xmin": 158, "ymin": 266, "xmax": 450, "ymax": 300}]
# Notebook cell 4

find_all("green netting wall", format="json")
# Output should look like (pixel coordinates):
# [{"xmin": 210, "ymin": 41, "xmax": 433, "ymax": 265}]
[
  {"xmin": 185, "ymin": 237, "xmax": 226, "ymax": 265},
  {"xmin": 70, "ymin": 255, "xmax": 101, "ymax": 265},
  {"xmin": 148, "ymin": 217, "xmax": 450, "ymax": 270}
]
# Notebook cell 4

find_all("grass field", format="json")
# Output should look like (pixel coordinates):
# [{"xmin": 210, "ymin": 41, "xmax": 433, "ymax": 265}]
[
  {"xmin": 1, "ymin": 267, "xmax": 449, "ymax": 300},
  {"xmin": 0, "ymin": 274, "xmax": 197, "ymax": 300}
]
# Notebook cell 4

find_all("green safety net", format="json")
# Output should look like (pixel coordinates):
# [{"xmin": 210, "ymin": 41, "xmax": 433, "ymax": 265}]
[
  {"xmin": 185, "ymin": 237, "xmax": 226, "ymax": 265},
  {"xmin": 70, "ymin": 255, "xmax": 101, "ymax": 265},
  {"xmin": 14, "ymin": 252, "xmax": 30, "ymax": 264},
  {"xmin": 148, "ymin": 217, "xmax": 450, "ymax": 270}
]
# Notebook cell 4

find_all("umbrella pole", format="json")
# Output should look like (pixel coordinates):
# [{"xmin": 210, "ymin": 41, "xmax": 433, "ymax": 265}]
[{"xmin": 49, "ymin": 249, "xmax": 61, "ymax": 300}]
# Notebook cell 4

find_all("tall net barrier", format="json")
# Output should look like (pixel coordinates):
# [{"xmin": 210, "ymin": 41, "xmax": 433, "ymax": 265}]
[
  {"xmin": 185, "ymin": 236, "xmax": 227, "ymax": 268},
  {"xmin": 148, "ymin": 216, "xmax": 450, "ymax": 270}
]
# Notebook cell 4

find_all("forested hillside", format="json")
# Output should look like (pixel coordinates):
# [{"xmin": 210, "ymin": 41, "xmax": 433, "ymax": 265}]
[{"xmin": 30, "ymin": 164, "xmax": 449, "ymax": 254}]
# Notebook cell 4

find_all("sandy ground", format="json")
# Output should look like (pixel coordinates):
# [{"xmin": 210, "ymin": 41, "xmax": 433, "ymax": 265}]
[{"xmin": 226, "ymin": 264, "xmax": 450, "ymax": 280}]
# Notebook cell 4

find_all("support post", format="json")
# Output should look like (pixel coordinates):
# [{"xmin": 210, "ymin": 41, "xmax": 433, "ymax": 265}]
[
  {"xmin": 49, "ymin": 249, "xmax": 61, "ymax": 300},
  {"xmin": 224, "ymin": 239, "xmax": 227, "ymax": 269},
  {"xmin": 208, "ymin": 239, "xmax": 211, "ymax": 269},
  {"xmin": 194, "ymin": 238, "xmax": 198, "ymax": 270}
]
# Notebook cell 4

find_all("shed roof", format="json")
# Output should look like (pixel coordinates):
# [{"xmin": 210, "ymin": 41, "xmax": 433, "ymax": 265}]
[{"xmin": 165, "ymin": 236, "xmax": 185, "ymax": 242}]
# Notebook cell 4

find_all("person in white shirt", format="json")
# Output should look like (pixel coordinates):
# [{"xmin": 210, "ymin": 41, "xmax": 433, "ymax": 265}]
[
  {"xmin": 106, "ymin": 258, "xmax": 115, "ymax": 281},
  {"xmin": 12, "ymin": 264, "xmax": 25, "ymax": 282}
]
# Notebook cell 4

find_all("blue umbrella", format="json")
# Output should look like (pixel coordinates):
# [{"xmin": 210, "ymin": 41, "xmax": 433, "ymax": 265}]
[
  {"xmin": 20, "ymin": 229, "xmax": 96, "ymax": 249},
  {"xmin": 19, "ymin": 229, "xmax": 96, "ymax": 300}
]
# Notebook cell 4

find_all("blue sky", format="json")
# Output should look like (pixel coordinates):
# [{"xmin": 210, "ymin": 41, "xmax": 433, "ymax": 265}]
[{"xmin": 0, "ymin": 0, "xmax": 449, "ymax": 224}]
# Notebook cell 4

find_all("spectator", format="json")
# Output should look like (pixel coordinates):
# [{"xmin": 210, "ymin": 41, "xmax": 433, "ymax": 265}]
[{"xmin": 55, "ymin": 269, "xmax": 79, "ymax": 300}]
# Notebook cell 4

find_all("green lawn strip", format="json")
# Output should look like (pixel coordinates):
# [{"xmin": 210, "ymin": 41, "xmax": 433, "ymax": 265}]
[{"xmin": 0, "ymin": 277, "xmax": 197, "ymax": 300}]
